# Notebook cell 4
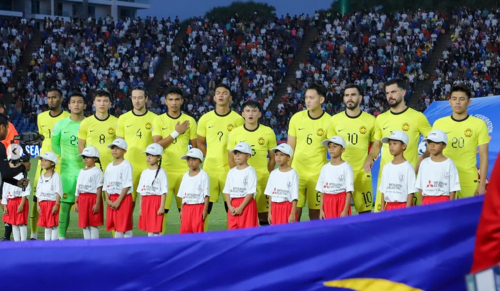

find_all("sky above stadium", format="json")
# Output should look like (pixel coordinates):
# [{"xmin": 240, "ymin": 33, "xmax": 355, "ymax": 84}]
[{"xmin": 138, "ymin": 0, "xmax": 331, "ymax": 20}]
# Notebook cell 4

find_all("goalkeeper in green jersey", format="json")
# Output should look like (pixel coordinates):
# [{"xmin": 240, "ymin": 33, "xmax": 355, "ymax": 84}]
[{"xmin": 51, "ymin": 92, "xmax": 86, "ymax": 239}]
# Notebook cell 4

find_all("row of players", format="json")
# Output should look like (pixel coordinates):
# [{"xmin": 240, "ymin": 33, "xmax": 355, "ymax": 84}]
[
  {"xmin": 4, "ymin": 78, "xmax": 490, "ymax": 240},
  {"xmin": 2, "ymin": 126, "xmax": 460, "ymax": 241}
]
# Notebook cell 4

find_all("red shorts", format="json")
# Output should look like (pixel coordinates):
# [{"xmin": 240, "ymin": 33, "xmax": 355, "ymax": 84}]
[
  {"xmin": 2, "ymin": 197, "xmax": 28, "ymax": 225},
  {"xmin": 37, "ymin": 200, "xmax": 59, "ymax": 228},
  {"xmin": 323, "ymin": 192, "xmax": 351, "ymax": 218},
  {"xmin": 106, "ymin": 194, "xmax": 133, "ymax": 232},
  {"xmin": 422, "ymin": 195, "xmax": 450, "ymax": 205},
  {"xmin": 77, "ymin": 193, "xmax": 104, "ymax": 228},
  {"xmin": 180, "ymin": 203, "xmax": 205, "ymax": 234},
  {"xmin": 271, "ymin": 201, "xmax": 296, "ymax": 225},
  {"xmin": 385, "ymin": 202, "xmax": 407, "ymax": 211},
  {"xmin": 138, "ymin": 195, "xmax": 164, "ymax": 233},
  {"xmin": 228, "ymin": 197, "xmax": 258, "ymax": 230}
]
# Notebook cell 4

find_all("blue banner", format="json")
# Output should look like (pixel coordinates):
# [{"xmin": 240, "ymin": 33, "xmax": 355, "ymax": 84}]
[{"xmin": 0, "ymin": 196, "xmax": 482, "ymax": 290}]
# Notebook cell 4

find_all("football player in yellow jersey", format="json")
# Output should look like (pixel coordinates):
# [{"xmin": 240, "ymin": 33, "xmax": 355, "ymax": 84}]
[
  {"xmin": 327, "ymin": 84, "xmax": 375, "ymax": 214},
  {"xmin": 197, "ymin": 84, "xmax": 244, "ymax": 229},
  {"xmin": 78, "ymin": 90, "xmax": 118, "ymax": 172},
  {"xmin": 30, "ymin": 88, "xmax": 70, "ymax": 240},
  {"xmin": 364, "ymin": 78, "xmax": 431, "ymax": 212},
  {"xmin": 227, "ymin": 100, "xmax": 277, "ymax": 225},
  {"xmin": 288, "ymin": 83, "xmax": 330, "ymax": 221},
  {"xmin": 116, "ymin": 86, "xmax": 157, "ymax": 206},
  {"xmin": 152, "ymin": 86, "xmax": 198, "ymax": 234},
  {"xmin": 432, "ymin": 84, "xmax": 489, "ymax": 198}
]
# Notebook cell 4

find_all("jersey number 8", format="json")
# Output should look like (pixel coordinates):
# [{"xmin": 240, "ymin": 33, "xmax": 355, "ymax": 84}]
[{"xmin": 99, "ymin": 134, "xmax": 106, "ymax": 144}]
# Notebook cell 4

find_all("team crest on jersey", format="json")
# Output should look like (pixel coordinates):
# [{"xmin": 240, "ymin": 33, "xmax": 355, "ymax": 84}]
[
  {"xmin": 108, "ymin": 127, "xmax": 115, "ymax": 135},
  {"xmin": 359, "ymin": 126, "xmax": 367, "ymax": 134},
  {"xmin": 145, "ymin": 122, "xmax": 152, "ymax": 130},
  {"xmin": 338, "ymin": 174, "xmax": 344, "ymax": 182},
  {"xmin": 258, "ymin": 137, "xmax": 265, "ymax": 145},
  {"xmin": 464, "ymin": 128, "xmax": 473, "ymax": 137},
  {"xmin": 63, "ymin": 193, "xmax": 68, "ymax": 199},
  {"xmin": 227, "ymin": 124, "xmax": 234, "ymax": 131},
  {"xmin": 402, "ymin": 123, "xmax": 410, "ymax": 131},
  {"xmin": 317, "ymin": 128, "xmax": 325, "ymax": 136},
  {"xmin": 444, "ymin": 172, "xmax": 450, "ymax": 179},
  {"xmin": 399, "ymin": 174, "xmax": 405, "ymax": 183},
  {"xmin": 243, "ymin": 176, "xmax": 248, "ymax": 186},
  {"xmin": 287, "ymin": 182, "xmax": 292, "ymax": 189}
]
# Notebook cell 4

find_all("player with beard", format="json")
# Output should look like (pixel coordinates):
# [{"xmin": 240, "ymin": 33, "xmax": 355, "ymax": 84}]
[
  {"xmin": 364, "ymin": 78, "xmax": 431, "ymax": 212},
  {"xmin": 327, "ymin": 84, "xmax": 375, "ymax": 214},
  {"xmin": 51, "ymin": 92, "xmax": 86, "ymax": 239},
  {"xmin": 116, "ymin": 86, "xmax": 157, "ymax": 208},
  {"xmin": 29, "ymin": 88, "xmax": 70, "ymax": 240}
]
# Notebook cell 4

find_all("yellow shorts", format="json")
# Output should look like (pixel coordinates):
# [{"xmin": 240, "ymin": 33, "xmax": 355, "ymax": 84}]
[
  {"xmin": 456, "ymin": 184, "xmax": 479, "ymax": 199},
  {"xmin": 297, "ymin": 172, "xmax": 321, "ymax": 210},
  {"xmin": 255, "ymin": 174, "xmax": 269, "ymax": 213},
  {"xmin": 165, "ymin": 172, "xmax": 183, "ymax": 210},
  {"xmin": 131, "ymin": 170, "xmax": 142, "ymax": 201},
  {"xmin": 351, "ymin": 171, "xmax": 373, "ymax": 213},
  {"xmin": 208, "ymin": 172, "xmax": 228, "ymax": 203}
]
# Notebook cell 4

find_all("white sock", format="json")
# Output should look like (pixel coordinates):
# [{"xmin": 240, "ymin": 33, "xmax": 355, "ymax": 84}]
[
  {"xmin": 30, "ymin": 232, "xmax": 38, "ymax": 239},
  {"xmin": 115, "ymin": 232, "xmax": 124, "ymax": 238},
  {"xmin": 90, "ymin": 227, "xmax": 99, "ymax": 239},
  {"xmin": 20, "ymin": 225, "xmax": 27, "ymax": 241},
  {"xmin": 51, "ymin": 227, "xmax": 58, "ymax": 241},
  {"xmin": 153, "ymin": 233, "xmax": 160, "ymax": 237},
  {"xmin": 12, "ymin": 225, "xmax": 20, "ymax": 242},
  {"xmin": 44, "ymin": 228, "xmax": 51, "ymax": 241},
  {"xmin": 83, "ymin": 227, "xmax": 91, "ymax": 239},
  {"xmin": 124, "ymin": 230, "xmax": 133, "ymax": 238},
  {"xmin": 148, "ymin": 232, "xmax": 154, "ymax": 237}
]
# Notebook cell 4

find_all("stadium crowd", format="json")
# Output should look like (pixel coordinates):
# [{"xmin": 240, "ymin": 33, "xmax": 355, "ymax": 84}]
[
  {"xmin": 156, "ymin": 14, "xmax": 311, "ymax": 122},
  {"xmin": 11, "ymin": 15, "xmax": 179, "ymax": 123},
  {"xmin": 420, "ymin": 7, "xmax": 500, "ymax": 110}
]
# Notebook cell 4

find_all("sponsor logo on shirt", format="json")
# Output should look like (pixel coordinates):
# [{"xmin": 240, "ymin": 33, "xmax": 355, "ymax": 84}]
[{"xmin": 399, "ymin": 174, "xmax": 405, "ymax": 183}]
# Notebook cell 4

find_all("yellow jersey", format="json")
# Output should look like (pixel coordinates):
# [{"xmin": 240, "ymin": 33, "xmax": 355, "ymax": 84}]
[
  {"xmin": 38, "ymin": 110, "xmax": 70, "ymax": 155},
  {"xmin": 227, "ymin": 124, "xmax": 277, "ymax": 175},
  {"xmin": 288, "ymin": 110, "xmax": 330, "ymax": 175},
  {"xmin": 78, "ymin": 114, "xmax": 118, "ymax": 171},
  {"xmin": 116, "ymin": 110, "xmax": 157, "ymax": 172},
  {"xmin": 197, "ymin": 110, "xmax": 244, "ymax": 174},
  {"xmin": 432, "ymin": 115, "xmax": 489, "ymax": 178},
  {"xmin": 328, "ymin": 111, "xmax": 375, "ymax": 172},
  {"xmin": 374, "ymin": 107, "xmax": 431, "ymax": 168},
  {"xmin": 152, "ymin": 113, "xmax": 197, "ymax": 174}
]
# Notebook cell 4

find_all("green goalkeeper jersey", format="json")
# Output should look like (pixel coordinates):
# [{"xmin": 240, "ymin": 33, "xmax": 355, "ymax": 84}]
[{"xmin": 52, "ymin": 117, "xmax": 85, "ymax": 174}]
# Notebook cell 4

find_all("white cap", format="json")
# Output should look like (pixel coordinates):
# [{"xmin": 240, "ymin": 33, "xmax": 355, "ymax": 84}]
[
  {"xmin": 142, "ymin": 143, "xmax": 164, "ymax": 156},
  {"xmin": 270, "ymin": 143, "xmax": 294, "ymax": 157},
  {"xmin": 321, "ymin": 136, "xmax": 347, "ymax": 148},
  {"xmin": 423, "ymin": 129, "xmax": 448, "ymax": 145},
  {"xmin": 382, "ymin": 131, "xmax": 409, "ymax": 145},
  {"xmin": 181, "ymin": 148, "xmax": 204, "ymax": 161},
  {"xmin": 78, "ymin": 146, "xmax": 100, "ymax": 158},
  {"xmin": 108, "ymin": 138, "xmax": 128, "ymax": 150},
  {"xmin": 35, "ymin": 151, "xmax": 58, "ymax": 165},
  {"xmin": 229, "ymin": 142, "xmax": 252, "ymax": 155}
]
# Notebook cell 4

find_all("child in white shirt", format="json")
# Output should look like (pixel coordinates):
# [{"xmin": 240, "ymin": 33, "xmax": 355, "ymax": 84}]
[
  {"xmin": 75, "ymin": 146, "xmax": 104, "ymax": 239},
  {"xmin": 104, "ymin": 139, "xmax": 134, "ymax": 238},
  {"xmin": 416, "ymin": 129, "xmax": 461, "ymax": 204},
  {"xmin": 223, "ymin": 142, "xmax": 258, "ymax": 229},
  {"xmin": 379, "ymin": 131, "xmax": 418, "ymax": 211},
  {"xmin": 137, "ymin": 143, "xmax": 167, "ymax": 237},
  {"xmin": 35, "ymin": 152, "xmax": 63, "ymax": 241},
  {"xmin": 2, "ymin": 173, "xmax": 30, "ymax": 241},
  {"xmin": 177, "ymin": 148, "xmax": 210, "ymax": 234},
  {"xmin": 265, "ymin": 144, "xmax": 299, "ymax": 224},
  {"xmin": 316, "ymin": 136, "xmax": 354, "ymax": 219}
]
